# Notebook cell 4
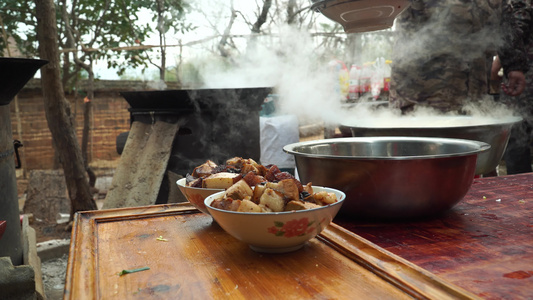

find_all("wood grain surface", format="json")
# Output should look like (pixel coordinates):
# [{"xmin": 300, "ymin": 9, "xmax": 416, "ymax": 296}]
[
  {"xmin": 65, "ymin": 203, "xmax": 477, "ymax": 299},
  {"xmin": 335, "ymin": 173, "xmax": 533, "ymax": 300}
]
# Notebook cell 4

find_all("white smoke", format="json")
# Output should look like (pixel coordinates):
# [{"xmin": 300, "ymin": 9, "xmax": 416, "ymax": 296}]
[
  {"xmin": 195, "ymin": 7, "xmax": 518, "ymax": 128},
  {"xmin": 198, "ymin": 25, "xmax": 343, "ymax": 125}
]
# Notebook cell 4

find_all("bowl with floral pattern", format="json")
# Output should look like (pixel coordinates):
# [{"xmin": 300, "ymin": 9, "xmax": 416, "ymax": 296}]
[
  {"xmin": 177, "ymin": 178, "xmax": 223, "ymax": 215},
  {"xmin": 204, "ymin": 186, "xmax": 345, "ymax": 253}
]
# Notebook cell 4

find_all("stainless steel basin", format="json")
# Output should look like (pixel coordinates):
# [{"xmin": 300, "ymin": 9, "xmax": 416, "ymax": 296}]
[
  {"xmin": 284, "ymin": 137, "xmax": 490, "ymax": 219},
  {"xmin": 341, "ymin": 116, "xmax": 521, "ymax": 175}
]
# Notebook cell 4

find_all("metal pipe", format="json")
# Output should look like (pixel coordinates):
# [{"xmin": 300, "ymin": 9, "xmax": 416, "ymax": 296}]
[
  {"xmin": 0, "ymin": 104, "xmax": 23, "ymax": 265},
  {"xmin": 0, "ymin": 57, "xmax": 47, "ymax": 265}
]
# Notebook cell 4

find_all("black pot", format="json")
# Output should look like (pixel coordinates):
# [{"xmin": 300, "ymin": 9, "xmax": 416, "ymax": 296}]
[{"xmin": 0, "ymin": 57, "xmax": 48, "ymax": 106}]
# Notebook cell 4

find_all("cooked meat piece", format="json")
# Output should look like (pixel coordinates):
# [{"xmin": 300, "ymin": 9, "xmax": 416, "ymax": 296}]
[
  {"xmin": 285, "ymin": 200, "xmax": 321, "ymax": 211},
  {"xmin": 264, "ymin": 164, "xmax": 281, "ymax": 182},
  {"xmin": 192, "ymin": 160, "xmax": 218, "ymax": 178},
  {"xmin": 226, "ymin": 157, "xmax": 246, "ymax": 168},
  {"xmin": 313, "ymin": 191, "xmax": 338, "ymax": 205},
  {"xmin": 187, "ymin": 177, "xmax": 203, "ymax": 188},
  {"xmin": 211, "ymin": 197, "xmax": 234, "ymax": 210},
  {"xmin": 265, "ymin": 179, "xmax": 299, "ymax": 202},
  {"xmin": 242, "ymin": 171, "xmax": 266, "ymax": 187},
  {"xmin": 251, "ymin": 183, "xmax": 267, "ymax": 204}
]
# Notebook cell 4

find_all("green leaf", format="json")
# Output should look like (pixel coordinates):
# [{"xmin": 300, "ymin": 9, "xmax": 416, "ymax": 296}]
[
  {"xmin": 274, "ymin": 221, "xmax": 284, "ymax": 227},
  {"xmin": 118, "ymin": 267, "xmax": 150, "ymax": 276}
]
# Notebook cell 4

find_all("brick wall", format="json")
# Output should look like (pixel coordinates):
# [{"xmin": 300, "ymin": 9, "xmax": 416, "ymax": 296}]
[{"xmin": 9, "ymin": 79, "xmax": 180, "ymax": 173}]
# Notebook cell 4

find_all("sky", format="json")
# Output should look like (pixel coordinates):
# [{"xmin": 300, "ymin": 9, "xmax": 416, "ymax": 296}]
[{"xmin": 92, "ymin": 0, "xmax": 337, "ymax": 80}]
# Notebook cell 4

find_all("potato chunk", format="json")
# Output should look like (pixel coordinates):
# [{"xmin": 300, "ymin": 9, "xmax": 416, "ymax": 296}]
[
  {"xmin": 202, "ymin": 172, "xmax": 241, "ymax": 189},
  {"xmin": 259, "ymin": 188, "xmax": 285, "ymax": 212},
  {"xmin": 313, "ymin": 191, "xmax": 338, "ymax": 205},
  {"xmin": 266, "ymin": 179, "xmax": 299, "ymax": 202},
  {"xmin": 285, "ymin": 200, "xmax": 322, "ymax": 211},
  {"xmin": 251, "ymin": 183, "xmax": 266, "ymax": 204},
  {"xmin": 237, "ymin": 200, "xmax": 262, "ymax": 212},
  {"xmin": 224, "ymin": 179, "xmax": 253, "ymax": 200}
]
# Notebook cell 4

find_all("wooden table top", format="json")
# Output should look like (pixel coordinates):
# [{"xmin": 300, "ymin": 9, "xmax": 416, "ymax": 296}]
[
  {"xmin": 65, "ymin": 206, "xmax": 477, "ymax": 299},
  {"xmin": 335, "ymin": 173, "xmax": 533, "ymax": 300}
]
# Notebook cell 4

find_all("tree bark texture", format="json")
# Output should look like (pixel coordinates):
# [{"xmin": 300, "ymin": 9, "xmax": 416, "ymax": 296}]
[
  {"xmin": 35, "ymin": 0, "xmax": 97, "ymax": 215},
  {"xmin": 252, "ymin": 0, "xmax": 272, "ymax": 33},
  {"xmin": 218, "ymin": 5, "xmax": 237, "ymax": 59},
  {"xmin": 82, "ymin": 59, "xmax": 96, "ymax": 188}
]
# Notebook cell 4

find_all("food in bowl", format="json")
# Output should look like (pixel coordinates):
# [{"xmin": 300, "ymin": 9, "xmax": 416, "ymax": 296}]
[
  {"xmin": 205, "ymin": 186, "xmax": 345, "ymax": 253},
  {"xmin": 185, "ymin": 157, "xmax": 294, "ymax": 189},
  {"xmin": 210, "ymin": 178, "xmax": 339, "ymax": 213},
  {"xmin": 178, "ymin": 157, "xmax": 301, "ymax": 214}
]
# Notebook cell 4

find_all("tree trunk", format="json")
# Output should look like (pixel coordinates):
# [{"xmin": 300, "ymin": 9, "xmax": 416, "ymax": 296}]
[
  {"xmin": 218, "ymin": 2, "xmax": 237, "ymax": 60},
  {"xmin": 35, "ymin": 0, "xmax": 98, "ymax": 217},
  {"xmin": 81, "ymin": 58, "xmax": 96, "ymax": 188},
  {"xmin": 251, "ymin": 0, "xmax": 272, "ymax": 34},
  {"xmin": 287, "ymin": 0, "xmax": 296, "ymax": 25},
  {"xmin": 157, "ymin": 0, "xmax": 166, "ymax": 81}
]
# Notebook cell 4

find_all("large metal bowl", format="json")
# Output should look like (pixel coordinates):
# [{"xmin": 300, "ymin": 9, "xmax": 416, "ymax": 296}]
[
  {"xmin": 283, "ymin": 137, "xmax": 490, "ymax": 219},
  {"xmin": 341, "ymin": 116, "xmax": 521, "ymax": 175}
]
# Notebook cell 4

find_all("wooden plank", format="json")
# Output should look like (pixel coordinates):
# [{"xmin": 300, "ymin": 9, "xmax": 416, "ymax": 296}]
[
  {"xmin": 103, "ymin": 121, "xmax": 179, "ymax": 209},
  {"xmin": 65, "ymin": 204, "xmax": 478, "ymax": 299},
  {"xmin": 335, "ymin": 173, "xmax": 533, "ymax": 299}
]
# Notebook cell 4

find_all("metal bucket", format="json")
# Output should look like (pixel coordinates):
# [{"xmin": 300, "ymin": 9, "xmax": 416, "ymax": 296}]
[{"xmin": 341, "ymin": 116, "xmax": 522, "ymax": 175}]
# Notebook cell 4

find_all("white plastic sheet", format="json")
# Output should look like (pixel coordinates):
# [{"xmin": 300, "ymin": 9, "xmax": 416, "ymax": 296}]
[{"xmin": 260, "ymin": 115, "xmax": 299, "ymax": 169}]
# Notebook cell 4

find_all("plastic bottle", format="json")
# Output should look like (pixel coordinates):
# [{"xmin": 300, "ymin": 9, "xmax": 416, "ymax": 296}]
[
  {"xmin": 371, "ymin": 58, "xmax": 384, "ymax": 100},
  {"xmin": 339, "ymin": 65, "xmax": 350, "ymax": 102},
  {"xmin": 360, "ymin": 63, "xmax": 372, "ymax": 98},
  {"xmin": 383, "ymin": 60, "xmax": 392, "ymax": 92},
  {"xmin": 354, "ymin": 66, "xmax": 362, "ymax": 99},
  {"xmin": 371, "ymin": 73, "xmax": 382, "ymax": 100},
  {"xmin": 327, "ymin": 60, "xmax": 341, "ymax": 98},
  {"xmin": 348, "ymin": 64, "xmax": 360, "ymax": 102}
]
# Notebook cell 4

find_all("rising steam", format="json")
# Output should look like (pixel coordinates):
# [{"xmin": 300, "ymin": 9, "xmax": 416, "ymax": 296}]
[
  {"xmin": 197, "ymin": 12, "xmax": 518, "ymax": 127},
  {"xmin": 198, "ymin": 25, "xmax": 344, "ymax": 125}
]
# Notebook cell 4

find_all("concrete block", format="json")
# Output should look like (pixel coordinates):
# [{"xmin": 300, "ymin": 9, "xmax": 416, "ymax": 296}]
[
  {"xmin": 22, "ymin": 217, "xmax": 44, "ymax": 300},
  {"xmin": 36, "ymin": 239, "xmax": 70, "ymax": 262},
  {"xmin": 0, "ymin": 256, "xmax": 36, "ymax": 300}
]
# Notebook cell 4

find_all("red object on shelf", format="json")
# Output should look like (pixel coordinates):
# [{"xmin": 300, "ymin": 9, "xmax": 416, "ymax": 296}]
[{"xmin": 0, "ymin": 220, "xmax": 6, "ymax": 241}]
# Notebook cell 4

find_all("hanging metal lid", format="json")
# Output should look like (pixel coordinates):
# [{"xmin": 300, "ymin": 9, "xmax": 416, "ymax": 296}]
[{"xmin": 311, "ymin": 0, "xmax": 410, "ymax": 33}]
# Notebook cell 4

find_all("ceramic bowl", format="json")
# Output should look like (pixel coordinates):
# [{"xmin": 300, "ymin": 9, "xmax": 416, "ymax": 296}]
[
  {"xmin": 0, "ymin": 220, "xmax": 6, "ymax": 241},
  {"xmin": 176, "ymin": 178, "xmax": 223, "ymax": 215},
  {"xmin": 205, "ymin": 186, "xmax": 345, "ymax": 253}
]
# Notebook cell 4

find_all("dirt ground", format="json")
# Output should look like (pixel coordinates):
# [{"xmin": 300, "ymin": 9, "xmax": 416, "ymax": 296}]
[
  {"xmin": 41, "ymin": 254, "xmax": 69, "ymax": 300},
  {"xmin": 18, "ymin": 170, "xmax": 110, "ymax": 300}
]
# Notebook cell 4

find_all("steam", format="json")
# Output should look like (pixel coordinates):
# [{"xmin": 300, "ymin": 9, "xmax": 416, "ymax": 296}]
[
  {"xmin": 198, "ymin": 25, "xmax": 344, "ymax": 125},
  {"xmin": 194, "ymin": 4, "xmax": 517, "ymax": 127},
  {"xmin": 393, "ymin": 3, "xmax": 505, "ymax": 66},
  {"xmin": 388, "ymin": 2, "xmax": 522, "ymax": 120}
]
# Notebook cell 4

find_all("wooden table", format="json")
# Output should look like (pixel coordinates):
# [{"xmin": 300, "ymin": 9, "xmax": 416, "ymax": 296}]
[
  {"xmin": 65, "ymin": 207, "xmax": 477, "ymax": 299},
  {"xmin": 335, "ymin": 173, "xmax": 533, "ymax": 300},
  {"xmin": 65, "ymin": 173, "xmax": 531, "ymax": 299}
]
